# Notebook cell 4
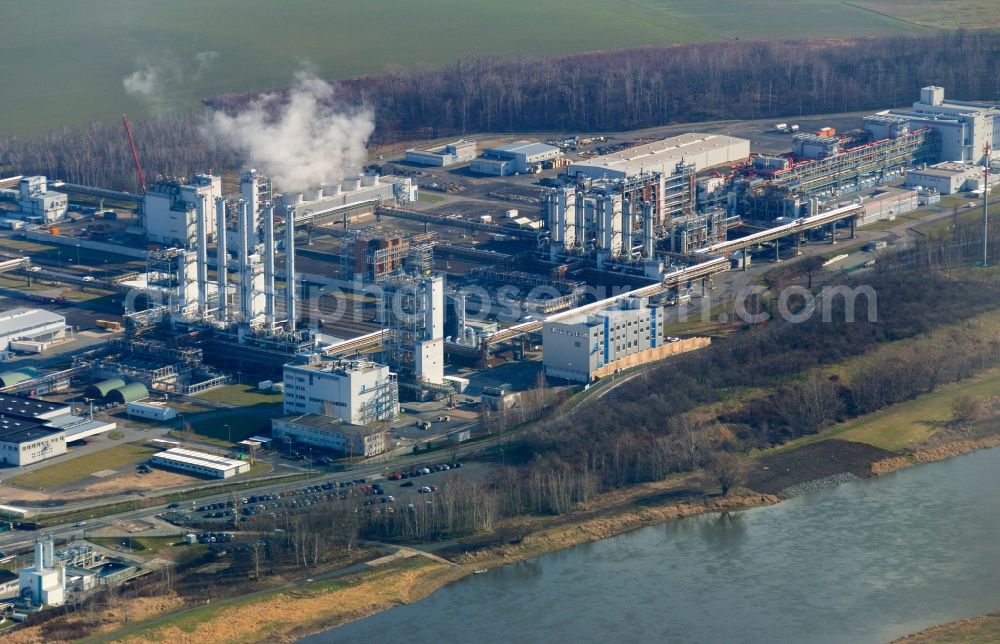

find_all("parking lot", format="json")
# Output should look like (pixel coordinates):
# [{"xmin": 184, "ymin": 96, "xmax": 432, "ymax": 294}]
[{"xmin": 162, "ymin": 459, "xmax": 492, "ymax": 529}]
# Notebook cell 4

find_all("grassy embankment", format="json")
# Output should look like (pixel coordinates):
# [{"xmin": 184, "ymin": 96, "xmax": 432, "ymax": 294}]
[
  {"xmin": 5, "ymin": 445, "xmax": 156, "ymax": 490},
  {"xmin": 893, "ymin": 612, "xmax": 1000, "ymax": 643}
]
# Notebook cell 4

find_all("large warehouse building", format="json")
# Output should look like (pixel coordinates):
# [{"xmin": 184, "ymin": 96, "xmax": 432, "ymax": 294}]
[
  {"xmin": 0, "ymin": 308, "xmax": 68, "ymax": 352},
  {"xmin": 568, "ymin": 133, "xmax": 751, "ymax": 180}
]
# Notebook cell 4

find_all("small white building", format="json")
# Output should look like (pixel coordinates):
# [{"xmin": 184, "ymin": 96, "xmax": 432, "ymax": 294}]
[
  {"xmin": 906, "ymin": 162, "xmax": 990, "ymax": 195},
  {"xmin": 19, "ymin": 535, "xmax": 65, "ymax": 607},
  {"xmin": 16, "ymin": 176, "xmax": 67, "ymax": 223},
  {"xmin": 405, "ymin": 140, "xmax": 478, "ymax": 167},
  {"xmin": 125, "ymin": 400, "xmax": 177, "ymax": 421},
  {"xmin": 543, "ymin": 296, "xmax": 665, "ymax": 383},
  {"xmin": 283, "ymin": 358, "xmax": 399, "ymax": 425},
  {"xmin": 0, "ymin": 307, "xmax": 68, "ymax": 352},
  {"xmin": 0, "ymin": 419, "xmax": 66, "ymax": 466},
  {"xmin": 272, "ymin": 414, "xmax": 387, "ymax": 457},
  {"xmin": 471, "ymin": 141, "xmax": 562, "ymax": 176},
  {"xmin": 150, "ymin": 447, "xmax": 250, "ymax": 479}
]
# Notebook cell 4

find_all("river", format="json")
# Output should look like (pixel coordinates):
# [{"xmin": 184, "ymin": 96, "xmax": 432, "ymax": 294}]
[{"xmin": 309, "ymin": 447, "xmax": 1000, "ymax": 643}]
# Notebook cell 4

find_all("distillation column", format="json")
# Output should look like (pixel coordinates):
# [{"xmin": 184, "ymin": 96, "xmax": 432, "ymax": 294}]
[
  {"xmin": 285, "ymin": 205, "xmax": 297, "ymax": 332},
  {"xmin": 215, "ymin": 197, "xmax": 228, "ymax": 322},
  {"xmin": 263, "ymin": 202, "xmax": 275, "ymax": 327},
  {"xmin": 195, "ymin": 195, "xmax": 209, "ymax": 317}
]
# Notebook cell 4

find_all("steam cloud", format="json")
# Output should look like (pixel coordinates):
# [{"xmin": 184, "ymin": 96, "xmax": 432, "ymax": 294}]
[
  {"xmin": 123, "ymin": 65, "xmax": 163, "ymax": 100},
  {"xmin": 122, "ymin": 51, "xmax": 221, "ymax": 105},
  {"xmin": 202, "ymin": 71, "xmax": 375, "ymax": 193}
]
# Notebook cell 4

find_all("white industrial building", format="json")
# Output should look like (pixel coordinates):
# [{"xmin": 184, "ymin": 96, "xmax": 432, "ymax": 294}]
[
  {"xmin": 0, "ymin": 307, "xmax": 67, "ymax": 352},
  {"xmin": 543, "ymin": 296, "xmax": 665, "ymax": 383},
  {"xmin": 125, "ymin": 400, "xmax": 177, "ymax": 421},
  {"xmin": 15, "ymin": 176, "xmax": 67, "ymax": 223},
  {"xmin": 19, "ymin": 535, "xmax": 65, "ymax": 607},
  {"xmin": 471, "ymin": 141, "xmax": 562, "ymax": 176},
  {"xmin": 906, "ymin": 161, "xmax": 993, "ymax": 195},
  {"xmin": 568, "ymin": 133, "xmax": 750, "ymax": 180},
  {"xmin": 143, "ymin": 174, "xmax": 221, "ymax": 246},
  {"xmin": 0, "ymin": 392, "xmax": 115, "ymax": 465},
  {"xmin": 278, "ymin": 173, "xmax": 417, "ymax": 220},
  {"xmin": 272, "ymin": 414, "xmax": 387, "ymax": 457},
  {"xmin": 887, "ymin": 86, "xmax": 1000, "ymax": 164},
  {"xmin": 283, "ymin": 358, "xmax": 399, "ymax": 424},
  {"xmin": 150, "ymin": 447, "xmax": 250, "ymax": 478},
  {"xmin": 0, "ymin": 417, "xmax": 65, "ymax": 466},
  {"xmin": 858, "ymin": 187, "xmax": 920, "ymax": 226},
  {"xmin": 405, "ymin": 140, "xmax": 478, "ymax": 166}
]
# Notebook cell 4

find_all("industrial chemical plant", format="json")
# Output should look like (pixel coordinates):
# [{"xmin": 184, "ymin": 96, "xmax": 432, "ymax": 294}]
[
  {"xmin": 0, "ymin": 79, "xmax": 994, "ymax": 628},
  {"xmin": 0, "ymin": 85, "xmax": 995, "ymax": 474}
]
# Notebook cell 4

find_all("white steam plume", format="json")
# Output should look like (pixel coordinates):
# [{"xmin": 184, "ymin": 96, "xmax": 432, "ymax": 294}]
[
  {"xmin": 123, "ymin": 51, "xmax": 220, "ymax": 105},
  {"xmin": 123, "ymin": 65, "xmax": 163, "ymax": 100},
  {"xmin": 202, "ymin": 71, "xmax": 374, "ymax": 193}
]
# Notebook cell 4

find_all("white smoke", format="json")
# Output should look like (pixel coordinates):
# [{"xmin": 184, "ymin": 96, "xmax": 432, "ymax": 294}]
[
  {"xmin": 123, "ymin": 51, "xmax": 221, "ymax": 104},
  {"xmin": 193, "ymin": 51, "xmax": 220, "ymax": 80},
  {"xmin": 202, "ymin": 71, "xmax": 374, "ymax": 193},
  {"xmin": 123, "ymin": 65, "xmax": 163, "ymax": 100}
]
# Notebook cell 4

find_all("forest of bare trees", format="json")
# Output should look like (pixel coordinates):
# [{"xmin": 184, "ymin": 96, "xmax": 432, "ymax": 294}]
[{"xmin": 3, "ymin": 31, "xmax": 999, "ymax": 192}]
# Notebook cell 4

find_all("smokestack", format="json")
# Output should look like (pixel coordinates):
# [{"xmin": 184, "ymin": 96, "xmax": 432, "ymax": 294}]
[
  {"xmin": 264, "ymin": 202, "xmax": 275, "ymax": 327},
  {"xmin": 285, "ymin": 205, "xmax": 297, "ymax": 332},
  {"xmin": 196, "ymin": 195, "xmax": 209, "ymax": 316},
  {"xmin": 215, "ymin": 197, "xmax": 228, "ymax": 322},
  {"xmin": 35, "ymin": 536, "xmax": 45, "ymax": 571}
]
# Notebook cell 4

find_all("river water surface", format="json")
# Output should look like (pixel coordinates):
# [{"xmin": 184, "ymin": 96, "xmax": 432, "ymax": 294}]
[{"xmin": 309, "ymin": 447, "xmax": 1000, "ymax": 643}]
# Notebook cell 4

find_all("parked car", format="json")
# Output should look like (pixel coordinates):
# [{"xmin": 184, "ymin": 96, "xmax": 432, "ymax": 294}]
[{"xmin": 400, "ymin": 481, "xmax": 414, "ymax": 487}]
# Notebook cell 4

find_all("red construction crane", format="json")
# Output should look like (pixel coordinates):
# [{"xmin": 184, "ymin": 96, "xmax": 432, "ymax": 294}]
[{"xmin": 122, "ymin": 114, "xmax": 147, "ymax": 192}]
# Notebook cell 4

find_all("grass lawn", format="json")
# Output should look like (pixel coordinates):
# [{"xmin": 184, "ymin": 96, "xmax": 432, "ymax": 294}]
[
  {"xmin": 775, "ymin": 367, "xmax": 1000, "ymax": 453},
  {"xmin": 858, "ymin": 0, "xmax": 1000, "ymax": 29},
  {"xmin": 187, "ymin": 411, "xmax": 279, "ymax": 443},
  {"xmin": 6, "ymin": 444, "xmax": 157, "ymax": 489},
  {"xmin": 418, "ymin": 192, "xmax": 446, "ymax": 203},
  {"xmin": 89, "ymin": 536, "xmax": 183, "ymax": 555},
  {"xmin": 193, "ymin": 384, "xmax": 282, "ymax": 407}
]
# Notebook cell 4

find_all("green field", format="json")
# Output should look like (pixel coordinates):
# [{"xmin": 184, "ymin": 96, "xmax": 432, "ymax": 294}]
[
  {"xmin": 6, "ymin": 444, "xmax": 156, "ymax": 490},
  {"xmin": 193, "ymin": 384, "xmax": 282, "ymax": 407},
  {"xmin": 776, "ymin": 367, "xmax": 1000, "ymax": 453},
  {"xmin": 187, "ymin": 411, "xmax": 279, "ymax": 443},
  {"xmin": 0, "ymin": 0, "xmax": 926, "ymax": 138}
]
